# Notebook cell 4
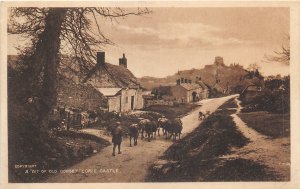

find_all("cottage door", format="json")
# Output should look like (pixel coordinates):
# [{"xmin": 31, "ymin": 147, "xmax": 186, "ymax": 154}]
[
  {"xmin": 192, "ymin": 91, "xmax": 197, "ymax": 102},
  {"xmin": 131, "ymin": 96, "xmax": 134, "ymax": 110}
]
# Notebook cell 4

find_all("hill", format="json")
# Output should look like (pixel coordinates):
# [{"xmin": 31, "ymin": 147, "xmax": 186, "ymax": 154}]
[{"xmin": 138, "ymin": 57, "xmax": 254, "ymax": 93}]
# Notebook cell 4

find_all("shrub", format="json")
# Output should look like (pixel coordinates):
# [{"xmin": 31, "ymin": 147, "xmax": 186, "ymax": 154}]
[{"xmin": 241, "ymin": 90, "xmax": 289, "ymax": 114}]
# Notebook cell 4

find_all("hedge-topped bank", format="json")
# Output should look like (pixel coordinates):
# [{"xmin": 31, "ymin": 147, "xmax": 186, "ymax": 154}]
[{"xmin": 146, "ymin": 100, "xmax": 278, "ymax": 181}]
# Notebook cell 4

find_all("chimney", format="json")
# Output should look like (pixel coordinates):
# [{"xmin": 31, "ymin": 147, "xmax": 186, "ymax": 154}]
[
  {"xmin": 97, "ymin": 52, "xmax": 105, "ymax": 66},
  {"xmin": 119, "ymin": 53, "xmax": 127, "ymax": 68},
  {"xmin": 176, "ymin": 79, "xmax": 180, "ymax": 85}
]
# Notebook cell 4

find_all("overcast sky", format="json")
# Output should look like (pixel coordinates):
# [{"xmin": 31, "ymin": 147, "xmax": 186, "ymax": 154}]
[{"xmin": 8, "ymin": 7, "xmax": 290, "ymax": 77}]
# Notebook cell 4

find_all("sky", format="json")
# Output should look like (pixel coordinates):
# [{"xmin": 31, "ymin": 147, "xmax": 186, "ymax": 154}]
[{"xmin": 8, "ymin": 7, "xmax": 290, "ymax": 78}]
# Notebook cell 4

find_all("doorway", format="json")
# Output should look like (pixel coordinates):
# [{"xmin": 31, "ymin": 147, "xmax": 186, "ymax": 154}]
[
  {"xmin": 192, "ymin": 91, "xmax": 197, "ymax": 102},
  {"xmin": 131, "ymin": 96, "xmax": 134, "ymax": 110}
]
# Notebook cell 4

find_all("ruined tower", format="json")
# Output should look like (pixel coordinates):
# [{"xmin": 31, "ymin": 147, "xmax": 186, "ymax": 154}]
[{"xmin": 214, "ymin": 56, "xmax": 224, "ymax": 66}]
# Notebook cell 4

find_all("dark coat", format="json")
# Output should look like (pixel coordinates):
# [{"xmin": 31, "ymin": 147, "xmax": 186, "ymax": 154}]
[{"xmin": 112, "ymin": 126, "xmax": 122, "ymax": 144}]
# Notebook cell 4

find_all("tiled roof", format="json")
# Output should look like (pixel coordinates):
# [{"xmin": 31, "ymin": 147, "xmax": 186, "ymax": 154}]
[
  {"xmin": 179, "ymin": 83, "xmax": 202, "ymax": 90},
  {"xmin": 197, "ymin": 81, "xmax": 209, "ymax": 90}
]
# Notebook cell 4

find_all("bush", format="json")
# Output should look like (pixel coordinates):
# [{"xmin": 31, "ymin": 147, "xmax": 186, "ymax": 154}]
[
  {"xmin": 241, "ymin": 90, "xmax": 289, "ymax": 114},
  {"xmin": 241, "ymin": 77, "xmax": 290, "ymax": 114}
]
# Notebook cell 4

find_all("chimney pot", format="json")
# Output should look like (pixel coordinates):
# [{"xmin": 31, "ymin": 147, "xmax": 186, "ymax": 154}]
[
  {"xmin": 119, "ymin": 53, "xmax": 127, "ymax": 68},
  {"xmin": 97, "ymin": 52, "xmax": 105, "ymax": 66}
]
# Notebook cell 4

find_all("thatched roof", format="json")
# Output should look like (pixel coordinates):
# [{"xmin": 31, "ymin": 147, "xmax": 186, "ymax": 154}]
[{"xmin": 84, "ymin": 62, "xmax": 140, "ymax": 88}]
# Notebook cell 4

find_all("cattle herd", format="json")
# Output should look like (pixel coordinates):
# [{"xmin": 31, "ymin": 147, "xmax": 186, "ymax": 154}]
[
  {"xmin": 50, "ymin": 106, "xmax": 210, "ymax": 157},
  {"xmin": 110, "ymin": 116, "xmax": 184, "ymax": 156},
  {"xmin": 124, "ymin": 110, "xmax": 210, "ymax": 151},
  {"xmin": 127, "ymin": 116, "xmax": 183, "ymax": 144}
]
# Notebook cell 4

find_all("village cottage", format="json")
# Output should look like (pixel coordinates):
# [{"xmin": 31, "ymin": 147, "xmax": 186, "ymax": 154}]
[
  {"xmin": 84, "ymin": 52, "xmax": 144, "ymax": 112},
  {"xmin": 170, "ymin": 78, "xmax": 209, "ymax": 103}
]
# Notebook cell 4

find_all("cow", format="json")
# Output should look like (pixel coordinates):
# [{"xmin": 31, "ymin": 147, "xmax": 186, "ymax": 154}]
[
  {"xmin": 111, "ymin": 123, "xmax": 123, "ymax": 156},
  {"xmin": 157, "ymin": 117, "xmax": 169, "ymax": 136},
  {"xmin": 139, "ymin": 119, "xmax": 155, "ymax": 142},
  {"xmin": 164, "ymin": 118, "xmax": 183, "ymax": 141},
  {"xmin": 170, "ymin": 118, "xmax": 183, "ymax": 141},
  {"xmin": 150, "ymin": 120, "xmax": 159, "ymax": 139},
  {"xmin": 164, "ymin": 119, "xmax": 173, "ymax": 139},
  {"xmin": 129, "ymin": 123, "xmax": 139, "ymax": 147},
  {"xmin": 198, "ymin": 111, "xmax": 205, "ymax": 120}
]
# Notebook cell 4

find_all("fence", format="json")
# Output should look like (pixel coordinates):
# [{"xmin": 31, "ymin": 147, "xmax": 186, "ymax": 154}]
[{"xmin": 144, "ymin": 99, "xmax": 174, "ymax": 107}]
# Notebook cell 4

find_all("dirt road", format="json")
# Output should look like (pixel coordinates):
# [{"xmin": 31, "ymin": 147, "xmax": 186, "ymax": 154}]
[
  {"xmin": 221, "ymin": 97, "xmax": 290, "ymax": 180},
  {"xmin": 47, "ymin": 95, "xmax": 236, "ymax": 182}
]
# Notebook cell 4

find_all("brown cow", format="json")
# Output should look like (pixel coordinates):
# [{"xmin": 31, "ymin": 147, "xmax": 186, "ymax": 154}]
[
  {"xmin": 129, "ymin": 123, "xmax": 139, "ymax": 147},
  {"xmin": 157, "ymin": 117, "xmax": 169, "ymax": 136},
  {"xmin": 111, "ymin": 123, "xmax": 123, "ymax": 156}
]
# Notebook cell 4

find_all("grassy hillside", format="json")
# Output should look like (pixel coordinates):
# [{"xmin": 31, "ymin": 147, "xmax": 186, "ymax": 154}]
[{"xmin": 138, "ymin": 63, "xmax": 250, "ymax": 92}]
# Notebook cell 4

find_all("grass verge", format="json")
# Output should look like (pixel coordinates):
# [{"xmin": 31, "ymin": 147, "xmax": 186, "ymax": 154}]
[
  {"xmin": 9, "ymin": 130, "xmax": 110, "ymax": 183},
  {"xmin": 146, "ymin": 99, "xmax": 278, "ymax": 181},
  {"xmin": 218, "ymin": 98, "xmax": 238, "ymax": 109},
  {"xmin": 238, "ymin": 111, "xmax": 290, "ymax": 138}
]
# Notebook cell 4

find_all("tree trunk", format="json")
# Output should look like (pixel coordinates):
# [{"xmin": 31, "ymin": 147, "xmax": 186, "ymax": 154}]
[{"xmin": 27, "ymin": 8, "xmax": 68, "ymax": 131}]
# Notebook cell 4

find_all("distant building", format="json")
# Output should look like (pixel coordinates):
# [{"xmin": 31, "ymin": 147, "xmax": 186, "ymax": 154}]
[
  {"xmin": 171, "ymin": 78, "xmax": 209, "ymax": 103},
  {"xmin": 85, "ymin": 52, "xmax": 144, "ymax": 112},
  {"xmin": 196, "ymin": 80, "xmax": 210, "ymax": 99},
  {"xmin": 214, "ymin": 56, "xmax": 225, "ymax": 66}
]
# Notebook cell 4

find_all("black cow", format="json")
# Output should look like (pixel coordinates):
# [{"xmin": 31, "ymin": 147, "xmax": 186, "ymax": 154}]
[{"xmin": 139, "ymin": 119, "xmax": 156, "ymax": 142}]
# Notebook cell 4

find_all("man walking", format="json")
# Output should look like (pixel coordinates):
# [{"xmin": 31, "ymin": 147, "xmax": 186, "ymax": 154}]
[{"xmin": 111, "ymin": 122, "xmax": 123, "ymax": 156}]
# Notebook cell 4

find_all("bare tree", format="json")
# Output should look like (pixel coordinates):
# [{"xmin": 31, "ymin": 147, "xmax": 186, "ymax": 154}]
[
  {"xmin": 247, "ymin": 63, "xmax": 260, "ymax": 72},
  {"xmin": 8, "ymin": 7, "xmax": 151, "ymax": 131},
  {"xmin": 264, "ymin": 36, "xmax": 290, "ymax": 65}
]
